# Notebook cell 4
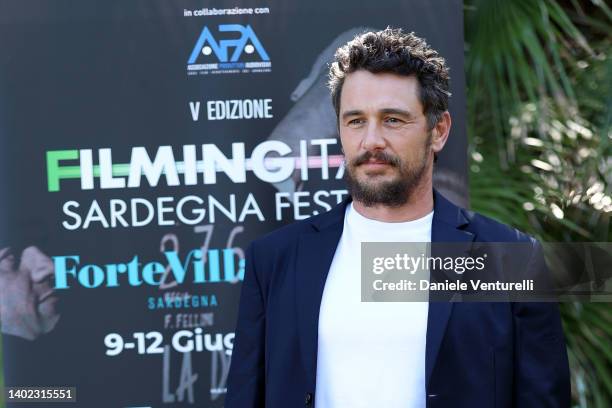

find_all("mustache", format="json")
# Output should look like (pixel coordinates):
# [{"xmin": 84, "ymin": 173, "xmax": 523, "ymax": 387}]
[{"xmin": 350, "ymin": 150, "xmax": 401, "ymax": 167}]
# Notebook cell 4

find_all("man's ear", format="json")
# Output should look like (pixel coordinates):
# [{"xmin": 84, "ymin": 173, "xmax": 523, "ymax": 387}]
[{"xmin": 431, "ymin": 111, "xmax": 451, "ymax": 154}]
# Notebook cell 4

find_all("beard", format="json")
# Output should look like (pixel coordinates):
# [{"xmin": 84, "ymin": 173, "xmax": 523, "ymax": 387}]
[{"xmin": 344, "ymin": 135, "xmax": 431, "ymax": 207}]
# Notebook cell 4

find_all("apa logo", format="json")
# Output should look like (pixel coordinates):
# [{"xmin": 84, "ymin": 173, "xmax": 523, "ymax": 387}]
[{"xmin": 187, "ymin": 24, "xmax": 272, "ymax": 75}]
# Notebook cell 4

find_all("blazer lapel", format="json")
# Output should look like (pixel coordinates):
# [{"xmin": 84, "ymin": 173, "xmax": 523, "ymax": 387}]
[
  {"xmin": 426, "ymin": 191, "xmax": 475, "ymax": 386},
  {"xmin": 295, "ymin": 198, "xmax": 348, "ymax": 389}
]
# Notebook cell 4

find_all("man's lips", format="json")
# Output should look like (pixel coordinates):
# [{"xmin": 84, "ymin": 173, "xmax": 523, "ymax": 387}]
[
  {"xmin": 38, "ymin": 288, "xmax": 57, "ymax": 303},
  {"xmin": 360, "ymin": 160, "xmax": 393, "ymax": 168}
]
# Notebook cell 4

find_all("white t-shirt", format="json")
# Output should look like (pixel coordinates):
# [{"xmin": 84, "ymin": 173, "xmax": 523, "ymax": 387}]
[{"xmin": 315, "ymin": 203, "xmax": 433, "ymax": 408}]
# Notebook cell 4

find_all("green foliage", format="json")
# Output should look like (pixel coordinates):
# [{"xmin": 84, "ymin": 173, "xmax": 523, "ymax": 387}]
[{"xmin": 465, "ymin": 0, "xmax": 612, "ymax": 406}]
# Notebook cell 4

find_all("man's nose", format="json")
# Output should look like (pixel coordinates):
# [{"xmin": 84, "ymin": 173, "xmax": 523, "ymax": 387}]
[
  {"xmin": 20, "ymin": 246, "xmax": 54, "ymax": 282},
  {"xmin": 362, "ymin": 122, "xmax": 386, "ymax": 151}
]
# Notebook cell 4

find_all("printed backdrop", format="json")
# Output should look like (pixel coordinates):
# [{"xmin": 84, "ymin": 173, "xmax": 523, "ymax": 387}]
[{"xmin": 0, "ymin": 1, "xmax": 467, "ymax": 407}]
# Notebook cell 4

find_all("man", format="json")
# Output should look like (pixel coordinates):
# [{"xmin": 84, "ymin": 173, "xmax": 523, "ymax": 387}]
[
  {"xmin": 226, "ymin": 28, "xmax": 570, "ymax": 407},
  {"xmin": 0, "ymin": 246, "xmax": 60, "ymax": 340}
]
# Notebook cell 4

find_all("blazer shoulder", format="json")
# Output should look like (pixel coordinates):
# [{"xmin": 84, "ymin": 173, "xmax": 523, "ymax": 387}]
[
  {"xmin": 253, "ymin": 219, "xmax": 306, "ymax": 245},
  {"xmin": 463, "ymin": 209, "xmax": 536, "ymax": 244},
  {"xmin": 249, "ymin": 200, "xmax": 345, "ymax": 255},
  {"xmin": 248, "ymin": 214, "xmax": 321, "ymax": 258}
]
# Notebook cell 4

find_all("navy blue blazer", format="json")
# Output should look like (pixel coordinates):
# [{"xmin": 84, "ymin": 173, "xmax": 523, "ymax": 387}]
[{"xmin": 226, "ymin": 191, "xmax": 570, "ymax": 408}]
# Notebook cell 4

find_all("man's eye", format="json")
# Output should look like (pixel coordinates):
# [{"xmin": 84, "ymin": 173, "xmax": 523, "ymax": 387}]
[
  {"xmin": 348, "ymin": 119, "xmax": 364, "ymax": 125},
  {"xmin": 385, "ymin": 117, "xmax": 402, "ymax": 124}
]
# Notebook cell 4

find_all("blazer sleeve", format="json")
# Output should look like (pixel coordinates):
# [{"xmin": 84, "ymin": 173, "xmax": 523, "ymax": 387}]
[
  {"xmin": 512, "ymin": 239, "xmax": 571, "ymax": 407},
  {"xmin": 225, "ymin": 242, "xmax": 266, "ymax": 408}
]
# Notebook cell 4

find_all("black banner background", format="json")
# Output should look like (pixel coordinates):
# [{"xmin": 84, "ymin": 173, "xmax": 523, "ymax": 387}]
[{"xmin": 1, "ymin": 1, "xmax": 466, "ymax": 407}]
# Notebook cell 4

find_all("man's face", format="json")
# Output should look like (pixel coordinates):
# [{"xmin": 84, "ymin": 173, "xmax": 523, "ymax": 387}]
[
  {"xmin": 339, "ymin": 70, "xmax": 434, "ymax": 207},
  {"xmin": 0, "ymin": 246, "xmax": 60, "ymax": 340}
]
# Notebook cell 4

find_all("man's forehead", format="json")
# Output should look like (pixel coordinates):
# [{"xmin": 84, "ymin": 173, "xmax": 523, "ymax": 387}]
[
  {"xmin": 340, "ymin": 71, "xmax": 422, "ymax": 115},
  {"xmin": 343, "ymin": 69, "xmax": 418, "ymax": 88}
]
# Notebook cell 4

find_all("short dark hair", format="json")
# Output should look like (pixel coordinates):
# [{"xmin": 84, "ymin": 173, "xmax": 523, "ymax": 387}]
[{"xmin": 328, "ymin": 28, "xmax": 451, "ymax": 129}]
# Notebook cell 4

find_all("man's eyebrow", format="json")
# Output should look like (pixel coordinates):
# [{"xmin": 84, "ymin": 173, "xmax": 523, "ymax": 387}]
[
  {"xmin": 341, "ymin": 108, "xmax": 416, "ymax": 120},
  {"xmin": 379, "ymin": 108, "xmax": 415, "ymax": 118},
  {"xmin": 341, "ymin": 109, "xmax": 363, "ymax": 119}
]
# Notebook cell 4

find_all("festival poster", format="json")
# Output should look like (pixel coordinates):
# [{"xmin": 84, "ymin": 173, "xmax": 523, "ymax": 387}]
[{"xmin": 0, "ymin": 1, "xmax": 466, "ymax": 406}]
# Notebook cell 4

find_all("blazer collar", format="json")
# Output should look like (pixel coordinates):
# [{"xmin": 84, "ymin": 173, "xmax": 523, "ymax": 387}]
[{"xmin": 295, "ymin": 189, "xmax": 475, "ymax": 389}]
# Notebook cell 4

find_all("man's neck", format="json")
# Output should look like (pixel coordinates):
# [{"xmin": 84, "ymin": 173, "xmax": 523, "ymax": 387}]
[{"xmin": 352, "ymin": 184, "xmax": 434, "ymax": 223}]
